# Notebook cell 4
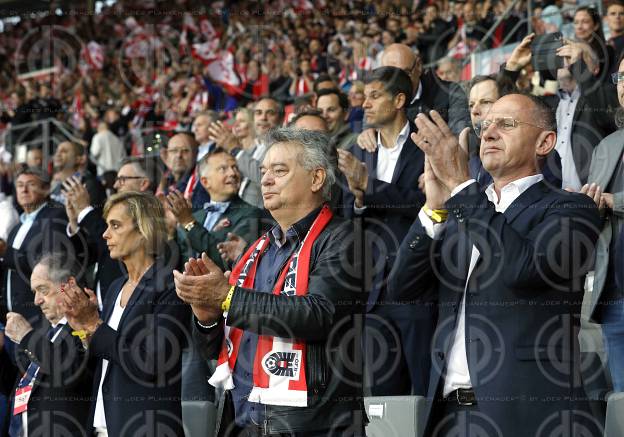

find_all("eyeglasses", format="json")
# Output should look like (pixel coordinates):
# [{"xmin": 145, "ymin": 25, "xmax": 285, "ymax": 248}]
[
  {"xmin": 481, "ymin": 117, "xmax": 546, "ymax": 132},
  {"xmin": 115, "ymin": 176, "xmax": 144, "ymax": 185},
  {"xmin": 612, "ymin": 72, "xmax": 624, "ymax": 84}
]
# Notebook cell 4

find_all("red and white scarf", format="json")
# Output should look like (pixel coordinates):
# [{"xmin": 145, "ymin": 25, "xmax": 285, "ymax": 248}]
[{"xmin": 208, "ymin": 206, "xmax": 333, "ymax": 407}]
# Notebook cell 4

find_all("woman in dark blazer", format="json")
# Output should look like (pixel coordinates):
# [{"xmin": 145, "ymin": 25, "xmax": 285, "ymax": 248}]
[{"xmin": 60, "ymin": 191, "xmax": 190, "ymax": 437}]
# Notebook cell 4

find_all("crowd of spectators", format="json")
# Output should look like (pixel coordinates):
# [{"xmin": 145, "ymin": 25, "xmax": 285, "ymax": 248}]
[{"xmin": 0, "ymin": 0, "xmax": 623, "ymax": 436}]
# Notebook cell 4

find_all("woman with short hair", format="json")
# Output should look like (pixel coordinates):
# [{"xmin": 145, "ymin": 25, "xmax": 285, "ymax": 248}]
[{"xmin": 60, "ymin": 191, "xmax": 189, "ymax": 437}]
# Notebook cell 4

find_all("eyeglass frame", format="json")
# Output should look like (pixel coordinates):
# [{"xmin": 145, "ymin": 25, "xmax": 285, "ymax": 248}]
[
  {"xmin": 480, "ymin": 116, "xmax": 548, "ymax": 132},
  {"xmin": 115, "ymin": 175, "xmax": 145, "ymax": 185},
  {"xmin": 611, "ymin": 72, "xmax": 624, "ymax": 85}
]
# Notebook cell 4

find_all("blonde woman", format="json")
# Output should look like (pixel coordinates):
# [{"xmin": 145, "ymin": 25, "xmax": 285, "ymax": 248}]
[
  {"xmin": 232, "ymin": 107, "xmax": 255, "ymax": 150},
  {"xmin": 60, "ymin": 191, "xmax": 189, "ymax": 437}
]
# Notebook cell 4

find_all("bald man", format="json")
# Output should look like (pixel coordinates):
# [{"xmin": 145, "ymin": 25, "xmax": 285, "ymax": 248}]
[
  {"xmin": 357, "ymin": 43, "xmax": 471, "ymax": 152},
  {"xmin": 160, "ymin": 133, "xmax": 199, "ymax": 194}
]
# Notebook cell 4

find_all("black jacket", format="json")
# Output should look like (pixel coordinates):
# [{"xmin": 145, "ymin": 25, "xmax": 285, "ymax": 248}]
[
  {"xmin": 194, "ymin": 213, "xmax": 366, "ymax": 435},
  {"xmin": 72, "ymin": 208, "xmax": 124, "ymax": 304},
  {"xmin": 389, "ymin": 181, "xmax": 601, "ymax": 436},
  {"xmin": 342, "ymin": 122, "xmax": 426, "ymax": 310},
  {"xmin": 407, "ymin": 69, "xmax": 472, "ymax": 136},
  {"xmin": 1, "ymin": 201, "xmax": 81, "ymax": 323},
  {"xmin": 88, "ymin": 262, "xmax": 191, "ymax": 437},
  {"xmin": 0, "ymin": 323, "xmax": 94, "ymax": 436}
]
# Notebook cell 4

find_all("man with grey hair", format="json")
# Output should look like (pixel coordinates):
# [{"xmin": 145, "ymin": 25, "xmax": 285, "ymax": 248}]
[
  {"xmin": 0, "ymin": 252, "xmax": 93, "ymax": 436},
  {"xmin": 166, "ymin": 148, "xmax": 264, "ymax": 270},
  {"xmin": 174, "ymin": 127, "xmax": 365, "ymax": 435},
  {"xmin": 208, "ymin": 98, "xmax": 285, "ymax": 208}
]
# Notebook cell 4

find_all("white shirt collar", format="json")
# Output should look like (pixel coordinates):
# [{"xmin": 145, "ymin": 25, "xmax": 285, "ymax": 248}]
[
  {"xmin": 51, "ymin": 317, "xmax": 67, "ymax": 329},
  {"xmin": 485, "ymin": 174, "xmax": 544, "ymax": 213},
  {"xmin": 557, "ymin": 86, "xmax": 580, "ymax": 100},
  {"xmin": 410, "ymin": 80, "xmax": 423, "ymax": 105},
  {"xmin": 19, "ymin": 202, "xmax": 47, "ymax": 224},
  {"xmin": 376, "ymin": 121, "xmax": 410, "ymax": 150}
]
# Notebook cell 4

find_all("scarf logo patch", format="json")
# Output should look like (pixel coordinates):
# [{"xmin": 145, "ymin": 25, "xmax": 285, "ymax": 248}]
[{"xmin": 262, "ymin": 350, "xmax": 302, "ymax": 379}]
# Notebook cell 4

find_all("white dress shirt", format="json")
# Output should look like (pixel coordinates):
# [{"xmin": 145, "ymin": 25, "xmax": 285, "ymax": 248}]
[
  {"xmin": 555, "ymin": 87, "xmax": 582, "ymax": 191},
  {"xmin": 376, "ymin": 121, "xmax": 410, "ymax": 184},
  {"xmin": 93, "ymin": 292, "xmax": 125, "ymax": 429},
  {"xmin": 6, "ymin": 203, "xmax": 46, "ymax": 312},
  {"xmin": 419, "ymin": 174, "xmax": 544, "ymax": 396},
  {"xmin": 354, "ymin": 122, "xmax": 410, "ymax": 214}
]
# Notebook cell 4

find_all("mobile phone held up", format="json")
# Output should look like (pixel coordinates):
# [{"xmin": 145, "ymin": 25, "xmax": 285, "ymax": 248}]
[{"xmin": 531, "ymin": 32, "xmax": 564, "ymax": 74}]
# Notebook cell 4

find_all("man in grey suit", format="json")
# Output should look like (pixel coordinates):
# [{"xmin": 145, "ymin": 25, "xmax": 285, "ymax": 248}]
[
  {"xmin": 235, "ymin": 98, "xmax": 284, "ymax": 208},
  {"xmin": 585, "ymin": 57, "xmax": 624, "ymax": 391}
]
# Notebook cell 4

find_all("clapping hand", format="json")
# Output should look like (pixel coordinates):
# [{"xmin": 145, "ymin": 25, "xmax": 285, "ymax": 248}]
[
  {"xmin": 57, "ymin": 278, "xmax": 101, "ymax": 334},
  {"xmin": 411, "ymin": 111, "xmax": 471, "ymax": 194},
  {"xmin": 165, "ymin": 189, "xmax": 194, "ymax": 227},
  {"xmin": 174, "ymin": 253, "xmax": 231, "ymax": 324},
  {"xmin": 217, "ymin": 232, "xmax": 247, "ymax": 264}
]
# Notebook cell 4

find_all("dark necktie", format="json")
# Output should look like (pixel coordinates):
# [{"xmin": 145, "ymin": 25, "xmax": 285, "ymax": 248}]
[{"xmin": 8, "ymin": 324, "xmax": 63, "ymax": 437}]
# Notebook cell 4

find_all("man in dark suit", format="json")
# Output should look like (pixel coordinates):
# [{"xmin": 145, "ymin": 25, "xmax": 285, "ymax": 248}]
[
  {"xmin": 356, "ymin": 43, "xmax": 471, "ymax": 153},
  {"xmin": 167, "ymin": 148, "xmax": 265, "ymax": 270},
  {"xmin": 49, "ymin": 141, "xmax": 106, "ymax": 208},
  {"xmin": 466, "ymin": 74, "xmax": 563, "ymax": 188},
  {"xmin": 339, "ymin": 67, "xmax": 432, "ymax": 397},
  {"xmin": 1, "ymin": 168, "xmax": 76, "ymax": 324},
  {"xmin": 393, "ymin": 94, "xmax": 601, "ymax": 436},
  {"xmin": 0, "ymin": 253, "xmax": 93, "ymax": 436}
]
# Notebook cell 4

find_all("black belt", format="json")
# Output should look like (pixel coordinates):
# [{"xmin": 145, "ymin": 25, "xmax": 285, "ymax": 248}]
[{"xmin": 444, "ymin": 388, "xmax": 477, "ymax": 406}]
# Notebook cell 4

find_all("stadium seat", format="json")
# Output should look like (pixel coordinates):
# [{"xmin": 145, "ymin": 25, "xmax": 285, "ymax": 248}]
[
  {"xmin": 182, "ymin": 401, "xmax": 217, "ymax": 437},
  {"xmin": 364, "ymin": 396, "xmax": 427, "ymax": 437},
  {"xmin": 605, "ymin": 392, "xmax": 624, "ymax": 437}
]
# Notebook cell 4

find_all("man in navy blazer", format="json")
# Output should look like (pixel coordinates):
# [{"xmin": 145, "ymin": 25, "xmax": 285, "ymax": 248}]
[
  {"xmin": 392, "ymin": 94, "xmax": 601, "ymax": 436},
  {"xmin": 1, "ymin": 168, "xmax": 79, "ymax": 324},
  {"xmin": 339, "ymin": 66, "xmax": 432, "ymax": 397}
]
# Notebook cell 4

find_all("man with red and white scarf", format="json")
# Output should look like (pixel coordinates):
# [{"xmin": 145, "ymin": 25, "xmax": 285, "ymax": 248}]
[{"xmin": 174, "ymin": 128, "xmax": 366, "ymax": 436}]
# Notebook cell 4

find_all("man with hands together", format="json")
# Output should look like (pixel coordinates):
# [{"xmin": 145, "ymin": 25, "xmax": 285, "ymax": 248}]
[
  {"xmin": 391, "ymin": 95, "xmax": 601, "ymax": 436},
  {"xmin": 175, "ymin": 128, "xmax": 365, "ymax": 436}
]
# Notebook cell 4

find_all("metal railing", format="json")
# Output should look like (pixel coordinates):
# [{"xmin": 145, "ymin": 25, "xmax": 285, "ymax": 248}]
[{"xmin": 3, "ymin": 118, "xmax": 83, "ymax": 167}]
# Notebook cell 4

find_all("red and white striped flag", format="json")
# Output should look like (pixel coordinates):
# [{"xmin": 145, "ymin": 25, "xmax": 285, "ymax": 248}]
[
  {"xmin": 84, "ymin": 41, "xmax": 104, "ymax": 70},
  {"xmin": 206, "ymin": 50, "xmax": 241, "ymax": 91}
]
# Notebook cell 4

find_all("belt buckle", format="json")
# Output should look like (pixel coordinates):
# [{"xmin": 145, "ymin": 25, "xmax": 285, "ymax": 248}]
[{"xmin": 456, "ymin": 389, "xmax": 474, "ymax": 406}]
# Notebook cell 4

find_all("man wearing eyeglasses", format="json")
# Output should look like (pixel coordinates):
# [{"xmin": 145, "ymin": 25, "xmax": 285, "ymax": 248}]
[
  {"xmin": 391, "ymin": 93, "xmax": 601, "ymax": 436},
  {"xmin": 584, "ymin": 56, "xmax": 624, "ymax": 393},
  {"xmin": 62, "ymin": 157, "xmax": 161, "ymax": 308},
  {"xmin": 356, "ymin": 43, "xmax": 471, "ymax": 153}
]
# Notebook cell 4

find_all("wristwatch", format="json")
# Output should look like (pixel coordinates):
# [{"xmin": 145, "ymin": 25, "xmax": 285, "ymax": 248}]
[{"xmin": 183, "ymin": 220, "xmax": 197, "ymax": 232}]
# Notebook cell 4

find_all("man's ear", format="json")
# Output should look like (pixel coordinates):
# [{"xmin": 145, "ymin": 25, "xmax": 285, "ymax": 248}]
[
  {"xmin": 199, "ymin": 175, "xmax": 210, "ymax": 190},
  {"xmin": 535, "ymin": 130, "xmax": 556, "ymax": 158},
  {"xmin": 395, "ymin": 92, "xmax": 407, "ymax": 111},
  {"xmin": 310, "ymin": 168, "xmax": 326, "ymax": 194},
  {"xmin": 139, "ymin": 178, "xmax": 151, "ymax": 192}
]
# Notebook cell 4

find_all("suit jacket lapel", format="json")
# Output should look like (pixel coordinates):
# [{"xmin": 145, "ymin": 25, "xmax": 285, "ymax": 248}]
[
  {"xmin": 365, "ymin": 149, "xmax": 378, "ymax": 181},
  {"xmin": 391, "ymin": 123, "xmax": 421, "ymax": 184},
  {"xmin": 502, "ymin": 181, "xmax": 549, "ymax": 223},
  {"xmin": 116, "ymin": 264, "xmax": 155, "ymax": 329},
  {"xmin": 590, "ymin": 131, "xmax": 624, "ymax": 188},
  {"xmin": 101, "ymin": 283, "xmax": 123, "ymax": 323}
]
